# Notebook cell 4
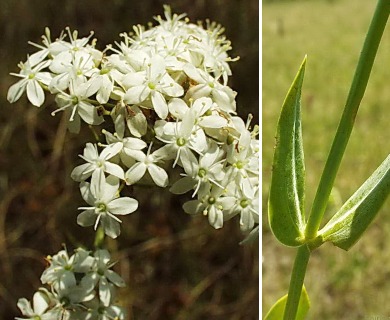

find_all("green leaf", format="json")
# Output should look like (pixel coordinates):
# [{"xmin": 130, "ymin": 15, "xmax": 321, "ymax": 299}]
[
  {"xmin": 264, "ymin": 285, "xmax": 310, "ymax": 320},
  {"xmin": 318, "ymin": 154, "xmax": 390, "ymax": 250},
  {"xmin": 268, "ymin": 56, "xmax": 307, "ymax": 247}
]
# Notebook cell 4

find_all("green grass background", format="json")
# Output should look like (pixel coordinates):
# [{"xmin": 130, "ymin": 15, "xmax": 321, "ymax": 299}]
[
  {"xmin": 0, "ymin": 1, "xmax": 258, "ymax": 319},
  {"xmin": 263, "ymin": 0, "xmax": 390, "ymax": 319}
]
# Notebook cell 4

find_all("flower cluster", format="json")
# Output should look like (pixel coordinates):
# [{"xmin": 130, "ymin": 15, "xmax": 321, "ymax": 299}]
[
  {"xmin": 8, "ymin": 6, "xmax": 259, "ymax": 238},
  {"xmin": 16, "ymin": 248, "xmax": 125, "ymax": 320}
]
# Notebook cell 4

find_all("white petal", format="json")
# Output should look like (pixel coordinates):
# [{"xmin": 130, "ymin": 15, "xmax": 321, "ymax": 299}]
[
  {"xmin": 186, "ymin": 84, "xmax": 211, "ymax": 100},
  {"xmin": 78, "ymin": 101, "xmax": 104, "ymax": 125},
  {"xmin": 125, "ymin": 162, "xmax": 146, "ymax": 185},
  {"xmin": 192, "ymin": 97, "xmax": 213, "ymax": 115},
  {"xmin": 150, "ymin": 55, "xmax": 166, "ymax": 79},
  {"xmin": 168, "ymin": 98, "xmax": 188, "ymax": 119},
  {"xmin": 183, "ymin": 200, "xmax": 203, "ymax": 215},
  {"xmin": 84, "ymin": 143, "xmax": 98, "ymax": 160},
  {"xmin": 123, "ymin": 149, "xmax": 146, "ymax": 162},
  {"xmin": 99, "ymin": 277, "xmax": 112, "ymax": 307},
  {"xmin": 122, "ymin": 71, "xmax": 146, "ymax": 87},
  {"xmin": 26, "ymin": 80, "xmax": 45, "ymax": 107},
  {"xmin": 240, "ymin": 210, "xmax": 255, "ymax": 232},
  {"xmin": 161, "ymin": 75, "xmax": 184, "ymax": 97},
  {"xmin": 17, "ymin": 298, "xmax": 34, "ymax": 317},
  {"xmin": 7, "ymin": 79, "xmax": 27, "ymax": 103},
  {"xmin": 79, "ymin": 181, "xmax": 95, "ymax": 205},
  {"xmin": 148, "ymin": 164, "xmax": 168, "ymax": 187},
  {"xmin": 183, "ymin": 63, "xmax": 205, "ymax": 84},
  {"xmin": 71, "ymin": 163, "xmax": 94, "ymax": 181},
  {"xmin": 220, "ymin": 196, "xmax": 236, "ymax": 210},
  {"xmin": 123, "ymin": 137, "xmax": 147, "ymax": 150},
  {"xmin": 199, "ymin": 115, "xmax": 228, "ymax": 128},
  {"xmin": 126, "ymin": 106, "xmax": 148, "ymax": 137},
  {"xmin": 180, "ymin": 110, "xmax": 195, "ymax": 137},
  {"xmin": 102, "ymin": 216, "xmax": 121, "ymax": 239},
  {"xmin": 101, "ymin": 143, "xmax": 123, "ymax": 160},
  {"xmin": 106, "ymin": 270, "xmax": 126, "ymax": 287},
  {"xmin": 97, "ymin": 76, "xmax": 113, "ymax": 104},
  {"xmin": 124, "ymin": 85, "xmax": 150, "ymax": 104},
  {"xmin": 151, "ymin": 91, "xmax": 168, "ymax": 119},
  {"xmin": 170, "ymin": 176, "xmax": 196, "ymax": 195},
  {"xmin": 102, "ymin": 175, "xmax": 120, "ymax": 201},
  {"xmin": 77, "ymin": 210, "xmax": 96, "ymax": 227},
  {"xmin": 49, "ymin": 73, "xmax": 69, "ymax": 92},
  {"xmin": 32, "ymin": 291, "xmax": 50, "ymax": 315},
  {"xmin": 105, "ymin": 162, "xmax": 125, "ymax": 180},
  {"xmin": 208, "ymin": 206, "xmax": 223, "ymax": 229},
  {"xmin": 108, "ymin": 197, "xmax": 138, "ymax": 215}
]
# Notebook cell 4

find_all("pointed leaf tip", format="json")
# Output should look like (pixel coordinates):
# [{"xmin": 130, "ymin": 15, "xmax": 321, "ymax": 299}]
[{"xmin": 268, "ymin": 57, "xmax": 307, "ymax": 247}]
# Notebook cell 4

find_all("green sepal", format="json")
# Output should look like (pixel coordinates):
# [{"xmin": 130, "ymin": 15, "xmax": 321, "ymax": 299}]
[
  {"xmin": 268, "ymin": 56, "xmax": 307, "ymax": 247},
  {"xmin": 264, "ymin": 285, "xmax": 310, "ymax": 320},
  {"xmin": 319, "ymin": 154, "xmax": 390, "ymax": 250}
]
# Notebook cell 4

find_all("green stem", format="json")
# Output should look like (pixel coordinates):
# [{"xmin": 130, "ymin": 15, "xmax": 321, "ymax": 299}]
[
  {"xmin": 94, "ymin": 226, "xmax": 105, "ymax": 248},
  {"xmin": 305, "ymin": 0, "xmax": 390, "ymax": 239},
  {"xmin": 283, "ymin": 245, "xmax": 310, "ymax": 320}
]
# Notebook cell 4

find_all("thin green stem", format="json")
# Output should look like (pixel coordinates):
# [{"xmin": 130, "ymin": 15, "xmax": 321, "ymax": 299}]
[
  {"xmin": 283, "ymin": 245, "xmax": 310, "ymax": 320},
  {"xmin": 94, "ymin": 226, "xmax": 105, "ymax": 248},
  {"xmin": 305, "ymin": 0, "xmax": 390, "ymax": 239}
]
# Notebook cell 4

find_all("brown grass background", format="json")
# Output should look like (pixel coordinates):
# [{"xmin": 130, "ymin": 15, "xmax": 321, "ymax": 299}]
[{"xmin": 0, "ymin": 1, "xmax": 259, "ymax": 319}]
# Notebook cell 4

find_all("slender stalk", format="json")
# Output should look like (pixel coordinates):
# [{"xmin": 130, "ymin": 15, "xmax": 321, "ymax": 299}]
[
  {"xmin": 94, "ymin": 225, "xmax": 105, "ymax": 248},
  {"xmin": 305, "ymin": 0, "xmax": 390, "ymax": 239},
  {"xmin": 283, "ymin": 245, "xmax": 310, "ymax": 320}
]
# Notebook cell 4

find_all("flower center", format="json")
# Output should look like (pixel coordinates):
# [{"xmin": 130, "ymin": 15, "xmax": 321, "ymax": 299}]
[
  {"xmin": 28, "ymin": 73, "xmax": 35, "ymax": 80},
  {"xmin": 208, "ymin": 197, "xmax": 216, "ymax": 205},
  {"xmin": 97, "ymin": 268, "xmax": 105, "ymax": 276},
  {"xmin": 96, "ymin": 160, "xmax": 105, "ymax": 168},
  {"xmin": 235, "ymin": 160, "xmax": 244, "ymax": 169},
  {"xmin": 240, "ymin": 199, "xmax": 249, "ymax": 208},
  {"xmin": 198, "ymin": 168, "xmax": 207, "ymax": 178},
  {"xmin": 148, "ymin": 82, "xmax": 156, "ymax": 90},
  {"xmin": 64, "ymin": 264, "xmax": 73, "ymax": 271},
  {"xmin": 97, "ymin": 203, "xmax": 107, "ymax": 212},
  {"xmin": 176, "ymin": 137, "xmax": 186, "ymax": 147}
]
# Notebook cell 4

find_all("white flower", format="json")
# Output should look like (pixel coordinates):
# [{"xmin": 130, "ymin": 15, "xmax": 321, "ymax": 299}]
[
  {"xmin": 125, "ymin": 143, "xmax": 169, "ymax": 187},
  {"xmin": 52, "ymin": 80, "xmax": 104, "ymax": 133},
  {"xmin": 49, "ymin": 50, "xmax": 96, "ymax": 92},
  {"xmin": 183, "ymin": 186, "xmax": 235, "ymax": 229},
  {"xmin": 41, "ymin": 248, "xmax": 94, "ymax": 292},
  {"xmin": 81, "ymin": 249, "xmax": 125, "ymax": 307},
  {"xmin": 225, "ymin": 180, "xmax": 259, "ymax": 232},
  {"xmin": 16, "ymin": 289, "xmax": 56, "ymax": 320},
  {"xmin": 225, "ymin": 129, "xmax": 259, "ymax": 184},
  {"xmin": 102, "ymin": 129, "xmax": 147, "ymax": 168},
  {"xmin": 7, "ymin": 59, "xmax": 52, "ymax": 107},
  {"xmin": 77, "ymin": 174, "xmax": 138, "ymax": 238},
  {"xmin": 170, "ymin": 142, "xmax": 225, "ymax": 196},
  {"xmin": 123, "ymin": 54, "xmax": 184, "ymax": 119},
  {"xmin": 71, "ymin": 142, "xmax": 124, "ymax": 182},
  {"xmin": 183, "ymin": 63, "xmax": 236, "ymax": 113},
  {"xmin": 155, "ymin": 109, "xmax": 207, "ymax": 169},
  {"xmin": 82, "ymin": 298, "xmax": 126, "ymax": 320}
]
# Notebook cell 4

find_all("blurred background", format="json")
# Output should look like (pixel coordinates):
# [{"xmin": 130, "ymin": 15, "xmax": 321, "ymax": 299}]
[
  {"xmin": 0, "ymin": 1, "xmax": 259, "ymax": 319},
  {"xmin": 263, "ymin": 0, "xmax": 390, "ymax": 319}
]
